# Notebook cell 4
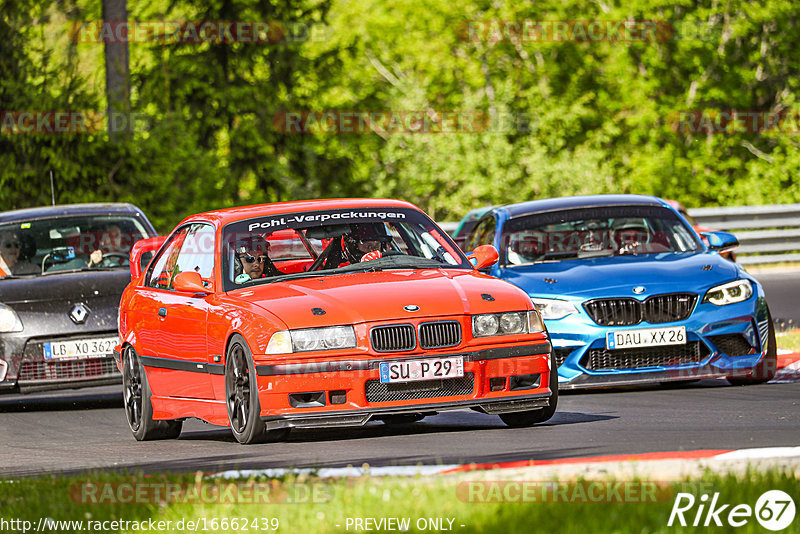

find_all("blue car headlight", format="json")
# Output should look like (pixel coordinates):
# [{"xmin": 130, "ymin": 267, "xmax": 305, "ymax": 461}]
[
  {"xmin": 472, "ymin": 311, "xmax": 544, "ymax": 337},
  {"xmin": 702, "ymin": 279, "xmax": 753, "ymax": 306},
  {"xmin": 531, "ymin": 298, "xmax": 578, "ymax": 320}
]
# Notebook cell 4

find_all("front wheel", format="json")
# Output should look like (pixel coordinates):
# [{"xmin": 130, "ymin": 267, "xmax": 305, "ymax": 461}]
[
  {"xmin": 499, "ymin": 358, "xmax": 559, "ymax": 428},
  {"xmin": 225, "ymin": 335, "xmax": 289, "ymax": 444},
  {"xmin": 727, "ymin": 309, "xmax": 778, "ymax": 386},
  {"xmin": 122, "ymin": 346, "xmax": 182, "ymax": 440}
]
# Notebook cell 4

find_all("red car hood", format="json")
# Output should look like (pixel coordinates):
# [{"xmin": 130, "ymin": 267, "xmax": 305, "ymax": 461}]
[{"xmin": 229, "ymin": 269, "xmax": 531, "ymax": 328}]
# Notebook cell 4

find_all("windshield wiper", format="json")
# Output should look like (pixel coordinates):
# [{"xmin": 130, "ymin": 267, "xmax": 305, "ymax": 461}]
[
  {"xmin": 340, "ymin": 255, "xmax": 457, "ymax": 272},
  {"xmin": 243, "ymin": 256, "xmax": 459, "ymax": 286},
  {"xmin": 247, "ymin": 270, "xmax": 341, "ymax": 286}
]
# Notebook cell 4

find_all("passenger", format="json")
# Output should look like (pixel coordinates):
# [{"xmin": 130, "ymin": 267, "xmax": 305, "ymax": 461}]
[
  {"xmin": 0, "ymin": 230, "xmax": 38, "ymax": 275},
  {"xmin": 233, "ymin": 235, "xmax": 281, "ymax": 283}
]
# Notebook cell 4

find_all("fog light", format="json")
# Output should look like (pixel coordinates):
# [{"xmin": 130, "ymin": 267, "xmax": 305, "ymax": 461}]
[
  {"xmin": 288, "ymin": 391, "xmax": 326, "ymax": 408},
  {"xmin": 509, "ymin": 373, "xmax": 541, "ymax": 391},
  {"xmin": 329, "ymin": 390, "xmax": 347, "ymax": 405},
  {"xmin": 489, "ymin": 377, "xmax": 506, "ymax": 392}
]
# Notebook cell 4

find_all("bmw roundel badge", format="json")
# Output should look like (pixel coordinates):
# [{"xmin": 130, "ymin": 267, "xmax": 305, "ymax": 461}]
[
  {"xmin": 632, "ymin": 286, "xmax": 646, "ymax": 294},
  {"xmin": 404, "ymin": 304, "xmax": 420, "ymax": 312}
]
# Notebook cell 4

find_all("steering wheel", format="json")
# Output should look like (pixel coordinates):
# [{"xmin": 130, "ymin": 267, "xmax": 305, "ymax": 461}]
[{"xmin": 96, "ymin": 252, "xmax": 129, "ymax": 267}]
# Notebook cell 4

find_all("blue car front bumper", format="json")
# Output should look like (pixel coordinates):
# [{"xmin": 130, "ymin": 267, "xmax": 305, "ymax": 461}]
[{"xmin": 550, "ymin": 297, "xmax": 771, "ymax": 389}]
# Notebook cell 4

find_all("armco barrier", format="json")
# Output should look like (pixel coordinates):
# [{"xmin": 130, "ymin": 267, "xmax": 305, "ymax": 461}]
[
  {"xmin": 440, "ymin": 203, "xmax": 800, "ymax": 265},
  {"xmin": 689, "ymin": 203, "xmax": 800, "ymax": 265}
]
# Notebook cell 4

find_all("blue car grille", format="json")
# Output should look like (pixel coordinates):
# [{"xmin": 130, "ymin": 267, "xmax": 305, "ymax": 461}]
[
  {"xmin": 584, "ymin": 293, "xmax": 697, "ymax": 326},
  {"xmin": 582, "ymin": 341, "xmax": 709, "ymax": 370},
  {"xmin": 553, "ymin": 348, "xmax": 573, "ymax": 368}
]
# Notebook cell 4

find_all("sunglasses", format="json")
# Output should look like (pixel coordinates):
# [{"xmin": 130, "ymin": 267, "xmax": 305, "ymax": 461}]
[
  {"xmin": 240, "ymin": 254, "xmax": 267, "ymax": 264},
  {"xmin": 2, "ymin": 242, "xmax": 20, "ymax": 249}
]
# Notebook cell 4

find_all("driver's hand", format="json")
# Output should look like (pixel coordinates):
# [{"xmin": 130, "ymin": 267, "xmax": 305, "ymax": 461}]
[
  {"xmin": 360, "ymin": 250, "xmax": 382, "ymax": 262},
  {"xmin": 89, "ymin": 249, "xmax": 103, "ymax": 266}
]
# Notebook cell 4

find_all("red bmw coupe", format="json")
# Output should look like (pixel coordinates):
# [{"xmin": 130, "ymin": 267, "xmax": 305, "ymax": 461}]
[{"xmin": 116, "ymin": 199, "xmax": 555, "ymax": 443}]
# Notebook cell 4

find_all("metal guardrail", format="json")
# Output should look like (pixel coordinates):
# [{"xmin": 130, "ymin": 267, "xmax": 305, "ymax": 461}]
[
  {"xmin": 439, "ymin": 203, "xmax": 800, "ymax": 265},
  {"xmin": 688, "ymin": 203, "xmax": 800, "ymax": 265},
  {"xmin": 439, "ymin": 222, "xmax": 458, "ymax": 234}
]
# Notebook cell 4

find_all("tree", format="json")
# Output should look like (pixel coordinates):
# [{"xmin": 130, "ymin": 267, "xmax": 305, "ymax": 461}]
[{"xmin": 102, "ymin": 0, "xmax": 130, "ymax": 139}]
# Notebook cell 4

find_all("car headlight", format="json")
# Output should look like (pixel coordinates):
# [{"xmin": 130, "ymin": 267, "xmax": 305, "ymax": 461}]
[
  {"xmin": 0, "ymin": 304, "xmax": 23, "ymax": 333},
  {"xmin": 703, "ymin": 279, "xmax": 753, "ymax": 306},
  {"xmin": 531, "ymin": 298, "xmax": 578, "ymax": 320},
  {"xmin": 266, "ymin": 326, "xmax": 357, "ymax": 354},
  {"xmin": 472, "ymin": 311, "xmax": 544, "ymax": 337}
]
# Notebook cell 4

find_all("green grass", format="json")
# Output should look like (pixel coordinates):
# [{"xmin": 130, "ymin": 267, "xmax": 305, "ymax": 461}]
[
  {"xmin": 777, "ymin": 329, "xmax": 800, "ymax": 353},
  {"xmin": 1, "ymin": 469, "xmax": 797, "ymax": 533}
]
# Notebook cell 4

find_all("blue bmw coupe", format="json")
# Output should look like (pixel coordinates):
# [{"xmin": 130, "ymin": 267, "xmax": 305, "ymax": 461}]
[{"xmin": 465, "ymin": 195, "xmax": 776, "ymax": 389}]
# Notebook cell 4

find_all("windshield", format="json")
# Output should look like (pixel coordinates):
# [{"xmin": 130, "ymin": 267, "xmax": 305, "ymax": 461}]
[
  {"xmin": 221, "ymin": 207, "xmax": 469, "ymax": 290},
  {"xmin": 0, "ymin": 215, "xmax": 151, "ymax": 278},
  {"xmin": 501, "ymin": 205, "xmax": 702, "ymax": 266}
]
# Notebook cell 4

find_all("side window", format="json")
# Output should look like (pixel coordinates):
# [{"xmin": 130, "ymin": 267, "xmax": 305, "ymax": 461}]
[
  {"xmin": 174, "ymin": 224, "xmax": 216, "ymax": 280},
  {"xmin": 468, "ymin": 216, "xmax": 496, "ymax": 251},
  {"xmin": 145, "ymin": 226, "xmax": 190, "ymax": 290}
]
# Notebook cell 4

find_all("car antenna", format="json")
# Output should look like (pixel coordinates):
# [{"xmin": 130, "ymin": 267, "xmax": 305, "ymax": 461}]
[{"xmin": 49, "ymin": 170, "xmax": 56, "ymax": 205}]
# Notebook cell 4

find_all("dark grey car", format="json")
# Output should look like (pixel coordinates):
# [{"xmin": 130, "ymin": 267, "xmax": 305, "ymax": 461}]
[{"xmin": 0, "ymin": 203, "xmax": 156, "ymax": 393}]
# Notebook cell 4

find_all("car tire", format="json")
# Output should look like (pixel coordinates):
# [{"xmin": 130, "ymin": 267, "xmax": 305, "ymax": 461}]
[
  {"xmin": 499, "ymin": 358, "xmax": 559, "ymax": 428},
  {"xmin": 727, "ymin": 309, "xmax": 778, "ymax": 386},
  {"xmin": 122, "ymin": 346, "xmax": 183, "ymax": 441},
  {"xmin": 225, "ymin": 334, "xmax": 289, "ymax": 444}
]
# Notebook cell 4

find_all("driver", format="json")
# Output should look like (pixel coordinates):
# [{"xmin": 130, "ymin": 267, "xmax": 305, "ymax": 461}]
[
  {"xmin": 342, "ymin": 223, "xmax": 392, "ymax": 263},
  {"xmin": 233, "ymin": 235, "xmax": 281, "ymax": 283},
  {"xmin": 613, "ymin": 219, "xmax": 649, "ymax": 255},
  {"xmin": 88, "ymin": 222, "xmax": 126, "ymax": 267}
]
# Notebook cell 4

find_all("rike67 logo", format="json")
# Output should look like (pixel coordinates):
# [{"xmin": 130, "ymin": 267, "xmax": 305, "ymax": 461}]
[{"xmin": 668, "ymin": 490, "xmax": 796, "ymax": 530}]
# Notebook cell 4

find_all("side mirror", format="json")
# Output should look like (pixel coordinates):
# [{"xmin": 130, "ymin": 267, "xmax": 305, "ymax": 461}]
[
  {"xmin": 467, "ymin": 245, "xmax": 499, "ymax": 270},
  {"xmin": 700, "ymin": 231, "xmax": 739, "ymax": 254},
  {"xmin": 173, "ymin": 271, "xmax": 212, "ymax": 295},
  {"xmin": 130, "ymin": 236, "xmax": 167, "ymax": 279}
]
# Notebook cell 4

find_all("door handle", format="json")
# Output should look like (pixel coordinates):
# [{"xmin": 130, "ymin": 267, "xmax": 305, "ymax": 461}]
[{"xmin": 158, "ymin": 308, "xmax": 167, "ymax": 317}]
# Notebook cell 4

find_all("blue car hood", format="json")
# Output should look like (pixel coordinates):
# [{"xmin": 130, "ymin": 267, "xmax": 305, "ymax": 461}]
[{"xmin": 496, "ymin": 252, "xmax": 742, "ymax": 299}]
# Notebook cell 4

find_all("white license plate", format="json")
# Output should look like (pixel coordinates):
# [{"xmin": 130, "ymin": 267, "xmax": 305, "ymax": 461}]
[
  {"xmin": 606, "ymin": 326, "xmax": 686, "ymax": 350},
  {"xmin": 43, "ymin": 336, "xmax": 118, "ymax": 360},
  {"xmin": 379, "ymin": 357, "xmax": 464, "ymax": 383}
]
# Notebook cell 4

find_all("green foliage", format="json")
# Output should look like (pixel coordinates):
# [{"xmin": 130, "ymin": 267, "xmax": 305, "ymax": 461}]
[{"xmin": 2, "ymin": 0, "xmax": 800, "ymax": 226}]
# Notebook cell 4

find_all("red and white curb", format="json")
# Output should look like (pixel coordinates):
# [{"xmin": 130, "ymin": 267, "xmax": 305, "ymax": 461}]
[
  {"xmin": 215, "ymin": 448, "xmax": 800, "ymax": 479},
  {"xmin": 773, "ymin": 350, "xmax": 800, "ymax": 383},
  {"xmin": 439, "ymin": 447, "xmax": 800, "ymax": 474},
  {"xmin": 216, "ymin": 464, "xmax": 464, "ymax": 479}
]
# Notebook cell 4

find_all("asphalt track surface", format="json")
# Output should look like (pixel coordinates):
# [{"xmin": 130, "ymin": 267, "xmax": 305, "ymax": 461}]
[
  {"xmin": 1, "ymin": 380, "xmax": 798, "ymax": 478},
  {"xmin": 754, "ymin": 269, "xmax": 800, "ymax": 329},
  {"xmin": 0, "ymin": 268, "xmax": 797, "ymax": 478}
]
